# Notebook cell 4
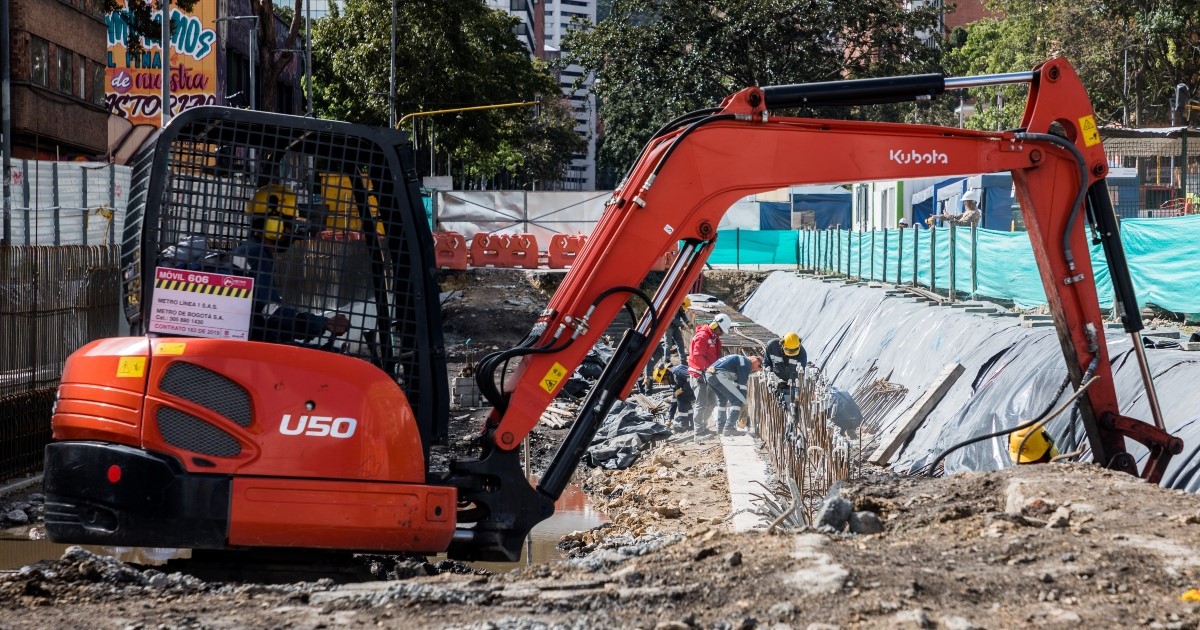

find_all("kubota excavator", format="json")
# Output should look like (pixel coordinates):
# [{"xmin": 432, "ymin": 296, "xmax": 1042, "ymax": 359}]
[{"xmin": 43, "ymin": 58, "xmax": 1182, "ymax": 562}]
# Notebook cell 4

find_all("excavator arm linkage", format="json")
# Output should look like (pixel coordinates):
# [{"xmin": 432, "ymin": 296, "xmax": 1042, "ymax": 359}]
[{"xmin": 446, "ymin": 58, "xmax": 1181, "ymax": 561}]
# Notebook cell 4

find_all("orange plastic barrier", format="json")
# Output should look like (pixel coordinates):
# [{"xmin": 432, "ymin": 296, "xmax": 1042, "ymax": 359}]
[
  {"xmin": 469, "ymin": 232, "xmax": 505, "ymax": 268},
  {"xmin": 506, "ymin": 233, "xmax": 539, "ymax": 269},
  {"xmin": 432, "ymin": 231, "xmax": 467, "ymax": 270},
  {"xmin": 546, "ymin": 234, "xmax": 587, "ymax": 269}
]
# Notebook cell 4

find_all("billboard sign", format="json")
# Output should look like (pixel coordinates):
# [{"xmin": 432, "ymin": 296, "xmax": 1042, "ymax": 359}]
[{"xmin": 106, "ymin": 0, "xmax": 218, "ymax": 126}]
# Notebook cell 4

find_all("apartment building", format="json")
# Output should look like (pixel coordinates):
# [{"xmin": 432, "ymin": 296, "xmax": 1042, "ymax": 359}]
[
  {"xmin": 490, "ymin": 0, "xmax": 597, "ymax": 190},
  {"xmin": 5, "ymin": 0, "xmax": 108, "ymax": 159}
]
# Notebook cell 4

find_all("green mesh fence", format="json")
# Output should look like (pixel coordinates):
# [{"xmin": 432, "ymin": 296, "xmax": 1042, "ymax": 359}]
[{"xmin": 709, "ymin": 215, "xmax": 1200, "ymax": 315}]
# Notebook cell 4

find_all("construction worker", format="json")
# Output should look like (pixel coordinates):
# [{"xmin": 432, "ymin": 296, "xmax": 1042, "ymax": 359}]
[
  {"xmin": 688, "ymin": 312, "xmax": 732, "ymax": 440},
  {"xmin": 927, "ymin": 188, "xmax": 982, "ymax": 227},
  {"xmin": 706, "ymin": 354, "xmax": 763, "ymax": 436},
  {"xmin": 661, "ymin": 297, "xmax": 691, "ymax": 365},
  {"xmin": 764, "ymin": 332, "xmax": 806, "ymax": 406},
  {"xmin": 656, "ymin": 362, "xmax": 696, "ymax": 433},
  {"xmin": 233, "ymin": 186, "xmax": 349, "ymax": 343},
  {"xmin": 638, "ymin": 298, "xmax": 692, "ymax": 392},
  {"xmin": 1008, "ymin": 426, "xmax": 1060, "ymax": 464}
]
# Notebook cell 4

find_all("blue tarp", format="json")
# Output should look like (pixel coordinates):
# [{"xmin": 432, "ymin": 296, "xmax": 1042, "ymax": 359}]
[
  {"xmin": 759, "ymin": 202, "xmax": 792, "ymax": 230},
  {"xmin": 791, "ymin": 193, "xmax": 852, "ymax": 229},
  {"xmin": 978, "ymin": 173, "xmax": 1015, "ymax": 231}
]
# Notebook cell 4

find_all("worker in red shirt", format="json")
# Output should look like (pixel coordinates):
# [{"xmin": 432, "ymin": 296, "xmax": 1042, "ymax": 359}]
[{"xmin": 688, "ymin": 313, "xmax": 732, "ymax": 441}]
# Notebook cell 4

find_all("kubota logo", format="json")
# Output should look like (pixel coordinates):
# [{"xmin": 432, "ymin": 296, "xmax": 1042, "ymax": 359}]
[
  {"xmin": 889, "ymin": 148, "xmax": 949, "ymax": 165},
  {"xmin": 279, "ymin": 414, "xmax": 358, "ymax": 438}
]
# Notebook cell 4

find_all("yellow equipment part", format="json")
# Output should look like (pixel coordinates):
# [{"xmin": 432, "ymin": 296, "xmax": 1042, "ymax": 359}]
[{"xmin": 1008, "ymin": 426, "xmax": 1060, "ymax": 464}]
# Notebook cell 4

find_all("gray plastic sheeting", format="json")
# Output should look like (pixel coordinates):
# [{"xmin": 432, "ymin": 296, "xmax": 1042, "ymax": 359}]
[{"xmin": 740, "ymin": 272, "xmax": 1200, "ymax": 490}]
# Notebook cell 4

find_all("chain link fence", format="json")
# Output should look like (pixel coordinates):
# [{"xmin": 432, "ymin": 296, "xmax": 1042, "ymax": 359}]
[{"xmin": 1, "ymin": 161, "xmax": 127, "ymax": 478}]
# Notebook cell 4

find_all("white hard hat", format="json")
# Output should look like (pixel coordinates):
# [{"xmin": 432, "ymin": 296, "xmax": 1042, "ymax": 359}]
[
  {"xmin": 712, "ymin": 313, "xmax": 733, "ymax": 333},
  {"xmin": 962, "ymin": 189, "xmax": 981, "ymax": 204}
]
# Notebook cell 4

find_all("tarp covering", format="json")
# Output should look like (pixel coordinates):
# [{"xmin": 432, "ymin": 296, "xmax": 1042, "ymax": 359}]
[
  {"xmin": 759, "ymin": 202, "xmax": 792, "ymax": 230},
  {"xmin": 708, "ymin": 229, "xmax": 797, "ymax": 265},
  {"xmin": 586, "ymin": 401, "xmax": 672, "ymax": 469},
  {"xmin": 792, "ymin": 193, "xmax": 852, "ymax": 229},
  {"xmin": 799, "ymin": 213, "xmax": 1200, "ymax": 314},
  {"xmin": 435, "ymin": 190, "xmax": 608, "ymax": 243},
  {"xmin": 741, "ymin": 272, "xmax": 1200, "ymax": 491}
]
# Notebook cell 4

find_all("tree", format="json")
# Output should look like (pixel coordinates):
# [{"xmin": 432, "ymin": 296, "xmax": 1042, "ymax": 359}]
[
  {"xmin": 946, "ymin": 0, "xmax": 1200, "ymax": 129},
  {"xmin": 560, "ymin": 0, "xmax": 947, "ymax": 180},
  {"xmin": 253, "ymin": 0, "xmax": 305, "ymax": 113},
  {"xmin": 311, "ymin": 0, "xmax": 583, "ymax": 187}
]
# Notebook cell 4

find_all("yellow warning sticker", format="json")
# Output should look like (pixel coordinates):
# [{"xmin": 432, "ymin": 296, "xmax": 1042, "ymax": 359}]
[
  {"xmin": 1079, "ymin": 115, "xmax": 1100, "ymax": 147},
  {"xmin": 540, "ymin": 362, "xmax": 569, "ymax": 394},
  {"xmin": 116, "ymin": 357, "xmax": 146, "ymax": 378},
  {"xmin": 155, "ymin": 342, "xmax": 186, "ymax": 355}
]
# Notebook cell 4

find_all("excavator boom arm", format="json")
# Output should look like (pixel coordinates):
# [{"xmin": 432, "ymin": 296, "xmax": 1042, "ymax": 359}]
[{"xmin": 448, "ymin": 58, "xmax": 1180, "ymax": 561}]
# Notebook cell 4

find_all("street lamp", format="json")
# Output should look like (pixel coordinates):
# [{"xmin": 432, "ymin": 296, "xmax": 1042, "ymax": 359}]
[
  {"xmin": 214, "ymin": 15, "xmax": 259, "ymax": 111},
  {"xmin": 398, "ymin": 101, "xmax": 539, "ymax": 183}
]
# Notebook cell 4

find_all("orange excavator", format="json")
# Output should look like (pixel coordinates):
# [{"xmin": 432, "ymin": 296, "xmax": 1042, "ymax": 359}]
[{"xmin": 43, "ymin": 58, "xmax": 1181, "ymax": 562}]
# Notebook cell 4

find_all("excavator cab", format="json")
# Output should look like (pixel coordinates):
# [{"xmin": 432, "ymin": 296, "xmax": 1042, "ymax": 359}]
[{"xmin": 44, "ymin": 107, "xmax": 453, "ymax": 552}]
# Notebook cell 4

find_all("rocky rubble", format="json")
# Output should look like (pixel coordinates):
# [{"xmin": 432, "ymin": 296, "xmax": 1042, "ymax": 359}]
[{"xmin": 0, "ymin": 490, "xmax": 43, "ymax": 528}]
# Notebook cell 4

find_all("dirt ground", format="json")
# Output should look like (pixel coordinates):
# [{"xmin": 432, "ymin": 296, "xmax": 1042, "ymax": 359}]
[{"xmin": 3, "ymin": 269, "xmax": 1200, "ymax": 629}]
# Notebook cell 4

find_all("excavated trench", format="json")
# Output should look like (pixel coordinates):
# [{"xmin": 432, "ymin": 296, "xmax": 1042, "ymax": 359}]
[
  {"xmin": 740, "ymin": 271, "xmax": 1200, "ymax": 489},
  {"xmin": 3, "ymin": 267, "xmax": 1199, "ymax": 587}
]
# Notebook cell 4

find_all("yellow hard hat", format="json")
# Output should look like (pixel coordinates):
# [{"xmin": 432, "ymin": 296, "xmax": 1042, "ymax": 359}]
[
  {"xmin": 652, "ymin": 362, "xmax": 669, "ymax": 384},
  {"xmin": 1008, "ymin": 426, "xmax": 1060, "ymax": 464},
  {"xmin": 247, "ymin": 184, "xmax": 298, "ymax": 241},
  {"xmin": 682, "ymin": 297, "xmax": 692, "ymax": 310},
  {"xmin": 782, "ymin": 332, "xmax": 801, "ymax": 356}
]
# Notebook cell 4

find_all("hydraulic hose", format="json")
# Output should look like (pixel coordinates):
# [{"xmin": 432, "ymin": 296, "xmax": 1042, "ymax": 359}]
[
  {"xmin": 478, "ymin": 286, "xmax": 660, "ymax": 415},
  {"xmin": 921, "ymin": 373, "xmax": 1073, "ymax": 476},
  {"xmin": 612, "ymin": 108, "xmax": 719, "ymax": 195},
  {"xmin": 1012, "ymin": 132, "xmax": 1089, "ymax": 273}
]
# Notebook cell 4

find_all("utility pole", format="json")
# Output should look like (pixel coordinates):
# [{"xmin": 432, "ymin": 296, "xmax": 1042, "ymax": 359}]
[
  {"xmin": 1175, "ymin": 84, "xmax": 1191, "ymax": 199},
  {"xmin": 305, "ymin": 0, "xmax": 313, "ymax": 116},
  {"xmin": 2, "ymin": 0, "xmax": 11, "ymax": 244},
  {"xmin": 389, "ymin": 0, "xmax": 396, "ymax": 127},
  {"xmin": 162, "ymin": 0, "xmax": 171, "ymax": 126}
]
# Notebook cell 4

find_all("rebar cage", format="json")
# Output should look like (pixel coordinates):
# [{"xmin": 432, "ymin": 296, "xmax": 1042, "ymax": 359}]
[{"xmin": 120, "ymin": 107, "xmax": 448, "ymax": 448}]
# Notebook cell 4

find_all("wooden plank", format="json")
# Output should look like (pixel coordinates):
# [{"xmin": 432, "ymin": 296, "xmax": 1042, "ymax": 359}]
[{"xmin": 868, "ymin": 363, "xmax": 965, "ymax": 465}]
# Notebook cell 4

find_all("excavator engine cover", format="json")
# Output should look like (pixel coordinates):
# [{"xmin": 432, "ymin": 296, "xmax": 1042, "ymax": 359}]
[{"xmin": 43, "ymin": 107, "xmax": 453, "ymax": 553}]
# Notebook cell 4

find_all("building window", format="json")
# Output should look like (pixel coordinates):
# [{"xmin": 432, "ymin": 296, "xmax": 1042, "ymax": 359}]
[
  {"xmin": 276, "ymin": 82, "xmax": 293, "ymax": 114},
  {"xmin": 92, "ymin": 62, "xmax": 105, "ymax": 105},
  {"xmin": 78, "ymin": 63, "xmax": 87, "ymax": 99},
  {"xmin": 510, "ymin": 0, "xmax": 527, "ymax": 9},
  {"xmin": 30, "ymin": 37, "xmax": 49, "ymax": 86},
  {"xmin": 226, "ymin": 50, "xmax": 248, "ymax": 106},
  {"xmin": 57, "ymin": 47, "xmax": 74, "ymax": 94}
]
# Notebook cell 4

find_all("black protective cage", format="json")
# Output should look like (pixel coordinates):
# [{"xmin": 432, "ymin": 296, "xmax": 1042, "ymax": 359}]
[{"xmin": 119, "ymin": 107, "xmax": 448, "ymax": 450}]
